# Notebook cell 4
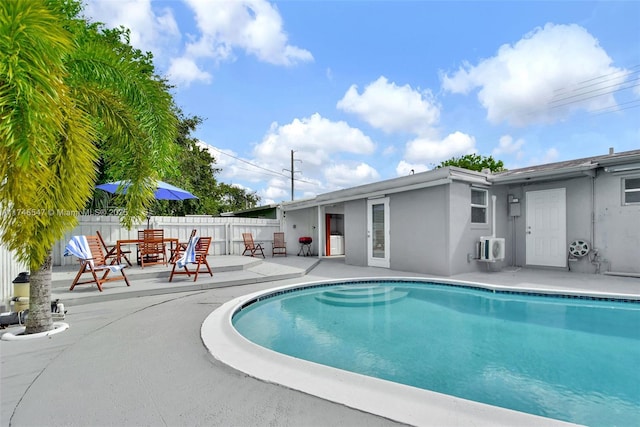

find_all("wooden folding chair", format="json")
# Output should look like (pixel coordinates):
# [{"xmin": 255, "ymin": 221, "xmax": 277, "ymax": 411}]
[
  {"xmin": 68, "ymin": 235, "xmax": 131, "ymax": 292},
  {"xmin": 139, "ymin": 229, "xmax": 167, "ymax": 268},
  {"xmin": 169, "ymin": 236, "xmax": 213, "ymax": 282},
  {"xmin": 272, "ymin": 232, "xmax": 286, "ymax": 257},
  {"xmin": 242, "ymin": 233, "xmax": 265, "ymax": 258},
  {"xmin": 169, "ymin": 228, "xmax": 197, "ymax": 263},
  {"xmin": 96, "ymin": 230, "xmax": 132, "ymax": 266}
]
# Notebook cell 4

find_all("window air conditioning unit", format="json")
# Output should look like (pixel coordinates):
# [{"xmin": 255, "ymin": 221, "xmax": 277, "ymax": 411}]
[{"xmin": 479, "ymin": 237, "xmax": 505, "ymax": 262}]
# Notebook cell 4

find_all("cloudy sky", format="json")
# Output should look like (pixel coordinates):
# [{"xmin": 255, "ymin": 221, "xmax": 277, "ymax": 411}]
[{"xmin": 83, "ymin": 0, "xmax": 640, "ymax": 204}]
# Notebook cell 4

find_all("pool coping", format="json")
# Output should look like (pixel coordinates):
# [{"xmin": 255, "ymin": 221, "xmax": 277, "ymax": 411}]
[{"xmin": 201, "ymin": 276, "xmax": 614, "ymax": 427}]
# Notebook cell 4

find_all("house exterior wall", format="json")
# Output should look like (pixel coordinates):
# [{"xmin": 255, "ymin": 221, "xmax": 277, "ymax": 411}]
[
  {"xmin": 389, "ymin": 185, "xmax": 450, "ymax": 275},
  {"xmin": 489, "ymin": 185, "xmax": 511, "ymax": 266},
  {"xmin": 283, "ymin": 207, "xmax": 319, "ymax": 256},
  {"xmin": 343, "ymin": 200, "xmax": 367, "ymax": 267},
  {"xmin": 493, "ymin": 175, "xmax": 595, "ymax": 273},
  {"xmin": 594, "ymin": 170, "xmax": 640, "ymax": 273},
  {"xmin": 289, "ymin": 182, "xmax": 510, "ymax": 276},
  {"xmin": 282, "ymin": 156, "xmax": 639, "ymax": 276},
  {"xmin": 493, "ymin": 170, "xmax": 640, "ymax": 273},
  {"xmin": 449, "ymin": 181, "xmax": 505, "ymax": 274}
]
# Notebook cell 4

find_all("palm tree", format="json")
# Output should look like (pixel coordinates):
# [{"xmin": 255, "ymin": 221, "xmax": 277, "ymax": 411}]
[{"xmin": 0, "ymin": 0, "xmax": 177, "ymax": 334}]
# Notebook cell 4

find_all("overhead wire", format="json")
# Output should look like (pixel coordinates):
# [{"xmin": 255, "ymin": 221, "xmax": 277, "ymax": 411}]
[
  {"xmin": 518, "ymin": 64, "xmax": 640, "ymax": 118},
  {"xmin": 207, "ymin": 145, "xmax": 318, "ymax": 185}
]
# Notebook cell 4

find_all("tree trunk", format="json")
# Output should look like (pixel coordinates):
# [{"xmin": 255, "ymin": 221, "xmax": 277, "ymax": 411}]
[{"xmin": 25, "ymin": 252, "xmax": 53, "ymax": 334}]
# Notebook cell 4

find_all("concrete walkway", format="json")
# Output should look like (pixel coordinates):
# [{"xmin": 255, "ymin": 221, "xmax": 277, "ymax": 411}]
[{"xmin": 1, "ymin": 257, "xmax": 639, "ymax": 426}]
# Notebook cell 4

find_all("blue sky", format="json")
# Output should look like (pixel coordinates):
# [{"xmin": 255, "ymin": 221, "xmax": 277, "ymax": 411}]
[{"xmin": 84, "ymin": 0, "xmax": 640, "ymax": 204}]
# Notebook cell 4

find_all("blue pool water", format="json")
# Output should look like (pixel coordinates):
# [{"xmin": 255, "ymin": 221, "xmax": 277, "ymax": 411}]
[{"xmin": 232, "ymin": 281, "xmax": 640, "ymax": 426}]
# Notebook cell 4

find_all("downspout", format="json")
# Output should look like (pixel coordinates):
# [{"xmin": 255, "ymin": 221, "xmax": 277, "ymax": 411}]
[
  {"xmin": 591, "ymin": 174, "xmax": 595, "ymax": 254},
  {"xmin": 588, "ymin": 172, "xmax": 605, "ymax": 273},
  {"xmin": 491, "ymin": 195, "xmax": 497, "ymax": 238},
  {"xmin": 316, "ymin": 206, "xmax": 322, "ymax": 257}
]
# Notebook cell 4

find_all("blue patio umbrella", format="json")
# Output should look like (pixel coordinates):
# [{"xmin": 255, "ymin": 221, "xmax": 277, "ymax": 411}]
[
  {"xmin": 96, "ymin": 180, "xmax": 198, "ymax": 201},
  {"xmin": 96, "ymin": 180, "xmax": 198, "ymax": 228}
]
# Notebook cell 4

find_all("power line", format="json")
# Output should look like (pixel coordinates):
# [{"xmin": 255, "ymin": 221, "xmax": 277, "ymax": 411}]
[
  {"xmin": 207, "ymin": 145, "xmax": 317, "ymax": 185},
  {"xmin": 548, "ymin": 80, "xmax": 640, "ymax": 111},
  {"xmin": 547, "ymin": 65, "xmax": 640, "ymax": 108},
  {"xmin": 588, "ymin": 98, "xmax": 640, "ymax": 117},
  {"xmin": 517, "ymin": 64, "xmax": 640, "ymax": 118},
  {"xmin": 553, "ymin": 65, "xmax": 640, "ymax": 96},
  {"xmin": 207, "ymin": 146, "xmax": 289, "ymax": 178}
]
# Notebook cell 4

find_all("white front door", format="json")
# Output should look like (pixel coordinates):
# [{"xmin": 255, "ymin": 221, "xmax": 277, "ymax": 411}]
[
  {"xmin": 367, "ymin": 198, "xmax": 390, "ymax": 268},
  {"xmin": 525, "ymin": 188, "xmax": 567, "ymax": 267}
]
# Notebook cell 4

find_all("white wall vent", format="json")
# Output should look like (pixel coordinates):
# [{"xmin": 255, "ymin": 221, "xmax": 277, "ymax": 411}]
[{"xmin": 479, "ymin": 237, "xmax": 505, "ymax": 262}]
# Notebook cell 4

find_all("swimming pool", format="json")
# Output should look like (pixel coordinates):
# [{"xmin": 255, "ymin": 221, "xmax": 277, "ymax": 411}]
[{"xmin": 228, "ymin": 279, "xmax": 639, "ymax": 427}]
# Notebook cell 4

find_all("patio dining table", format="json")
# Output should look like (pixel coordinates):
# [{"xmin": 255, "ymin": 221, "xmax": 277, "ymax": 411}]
[{"xmin": 116, "ymin": 237, "xmax": 179, "ymax": 265}]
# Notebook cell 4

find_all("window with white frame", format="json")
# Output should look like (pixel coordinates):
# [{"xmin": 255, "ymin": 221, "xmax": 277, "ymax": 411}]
[
  {"xmin": 623, "ymin": 177, "xmax": 640, "ymax": 205},
  {"xmin": 471, "ymin": 188, "xmax": 488, "ymax": 223}
]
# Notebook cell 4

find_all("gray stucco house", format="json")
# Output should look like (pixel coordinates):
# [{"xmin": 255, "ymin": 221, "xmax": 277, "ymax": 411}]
[{"xmin": 281, "ymin": 148, "xmax": 640, "ymax": 276}]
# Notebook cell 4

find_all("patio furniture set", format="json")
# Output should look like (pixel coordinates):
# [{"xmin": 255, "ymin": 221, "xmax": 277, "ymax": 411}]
[
  {"xmin": 64, "ymin": 229, "xmax": 212, "ymax": 292},
  {"xmin": 64, "ymin": 231, "xmax": 292, "ymax": 292}
]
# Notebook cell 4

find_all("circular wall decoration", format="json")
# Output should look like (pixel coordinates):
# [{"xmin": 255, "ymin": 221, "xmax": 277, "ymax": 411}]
[{"xmin": 568, "ymin": 240, "xmax": 590, "ymax": 258}]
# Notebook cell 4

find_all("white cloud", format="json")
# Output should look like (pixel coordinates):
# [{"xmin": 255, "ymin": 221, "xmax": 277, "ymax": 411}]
[
  {"xmin": 254, "ymin": 113, "xmax": 376, "ymax": 169},
  {"xmin": 261, "ymin": 183, "xmax": 289, "ymax": 204},
  {"xmin": 196, "ymin": 143, "xmax": 267, "ymax": 186},
  {"xmin": 326, "ymin": 67, "xmax": 334, "ymax": 81},
  {"xmin": 442, "ymin": 23, "xmax": 628, "ymax": 126},
  {"xmin": 541, "ymin": 147, "xmax": 559, "ymax": 164},
  {"xmin": 337, "ymin": 76, "xmax": 440, "ymax": 135},
  {"xmin": 84, "ymin": 0, "xmax": 180, "ymax": 60},
  {"xmin": 404, "ymin": 131, "xmax": 476, "ymax": 165},
  {"xmin": 323, "ymin": 163, "xmax": 380, "ymax": 189},
  {"xmin": 395, "ymin": 160, "xmax": 429, "ymax": 176},
  {"xmin": 382, "ymin": 145, "xmax": 397, "ymax": 156},
  {"xmin": 492, "ymin": 135, "xmax": 525, "ymax": 159},
  {"xmin": 88, "ymin": 0, "xmax": 314, "ymax": 87},
  {"xmin": 167, "ymin": 57, "xmax": 212, "ymax": 87},
  {"xmin": 200, "ymin": 114, "xmax": 378, "ymax": 200},
  {"xmin": 179, "ymin": 0, "xmax": 313, "ymax": 73}
]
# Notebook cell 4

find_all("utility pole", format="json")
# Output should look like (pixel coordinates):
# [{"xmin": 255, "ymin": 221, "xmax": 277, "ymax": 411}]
[
  {"xmin": 283, "ymin": 149, "xmax": 301, "ymax": 201},
  {"xmin": 290, "ymin": 149, "xmax": 294, "ymax": 201}
]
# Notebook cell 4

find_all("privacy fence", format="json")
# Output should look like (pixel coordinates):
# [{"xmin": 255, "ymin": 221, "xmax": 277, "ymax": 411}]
[{"xmin": 1, "ymin": 215, "xmax": 281, "ymax": 308}]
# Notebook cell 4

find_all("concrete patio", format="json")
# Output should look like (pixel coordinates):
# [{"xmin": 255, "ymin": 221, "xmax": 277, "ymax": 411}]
[{"xmin": 1, "ymin": 256, "xmax": 639, "ymax": 426}]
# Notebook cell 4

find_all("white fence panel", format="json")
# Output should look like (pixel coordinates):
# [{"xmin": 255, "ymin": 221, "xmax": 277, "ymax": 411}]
[
  {"xmin": 53, "ymin": 215, "xmax": 281, "ymax": 266},
  {"xmin": 1, "ymin": 244, "xmax": 29, "ymax": 310},
  {"xmin": 1, "ymin": 215, "xmax": 282, "ymax": 304}
]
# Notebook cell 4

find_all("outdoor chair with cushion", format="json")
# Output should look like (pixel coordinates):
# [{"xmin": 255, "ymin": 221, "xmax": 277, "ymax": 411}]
[
  {"xmin": 97, "ymin": 230, "xmax": 132, "ymax": 266},
  {"xmin": 272, "ymin": 232, "xmax": 286, "ymax": 257},
  {"xmin": 169, "ymin": 235, "xmax": 213, "ymax": 282},
  {"xmin": 169, "ymin": 228, "xmax": 197, "ymax": 263},
  {"xmin": 242, "ymin": 233, "xmax": 265, "ymax": 258},
  {"xmin": 139, "ymin": 229, "xmax": 167, "ymax": 268},
  {"xmin": 64, "ymin": 235, "xmax": 131, "ymax": 292}
]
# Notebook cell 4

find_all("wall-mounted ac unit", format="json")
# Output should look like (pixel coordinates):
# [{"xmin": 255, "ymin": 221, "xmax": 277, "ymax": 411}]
[{"xmin": 479, "ymin": 237, "xmax": 505, "ymax": 262}]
